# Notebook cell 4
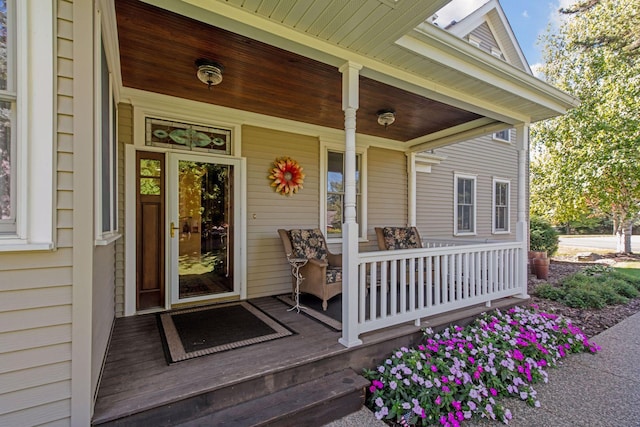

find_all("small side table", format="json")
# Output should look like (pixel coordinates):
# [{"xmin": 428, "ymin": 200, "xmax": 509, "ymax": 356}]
[{"xmin": 287, "ymin": 257, "xmax": 308, "ymax": 313}]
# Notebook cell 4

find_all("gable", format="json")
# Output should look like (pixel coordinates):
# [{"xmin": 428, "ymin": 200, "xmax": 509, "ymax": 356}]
[{"xmin": 439, "ymin": 0, "xmax": 531, "ymax": 74}]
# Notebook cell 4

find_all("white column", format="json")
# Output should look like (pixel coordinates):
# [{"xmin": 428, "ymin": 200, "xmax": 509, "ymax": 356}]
[
  {"xmin": 515, "ymin": 123, "xmax": 530, "ymax": 298},
  {"xmin": 338, "ymin": 61, "xmax": 363, "ymax": 347},
  {"xmin": 407, "ymin": 152, "xmax": 417, "ymax": 226}
]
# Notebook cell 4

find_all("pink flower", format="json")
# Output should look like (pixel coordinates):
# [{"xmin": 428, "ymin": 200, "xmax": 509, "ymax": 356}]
[{"xmin": 435, "ymin": 395, "xmax": 442, "ymax": 405}]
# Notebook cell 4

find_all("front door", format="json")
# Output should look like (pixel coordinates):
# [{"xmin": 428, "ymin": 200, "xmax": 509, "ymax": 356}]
[{"xmin": 169, "ymin": 153, "xmax": 240, "ymax": 304}]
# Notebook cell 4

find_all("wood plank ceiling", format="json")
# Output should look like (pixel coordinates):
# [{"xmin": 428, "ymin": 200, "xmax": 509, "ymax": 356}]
[{"xmin": 115, "ymin": 0, "xmax": 482, "ymax": 142}]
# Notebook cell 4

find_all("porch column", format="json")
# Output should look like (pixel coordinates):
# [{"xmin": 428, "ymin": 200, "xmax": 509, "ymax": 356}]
[
  {"xmin": 515, "ymin": 123, "xmax": 530, "ymax": 298},
  {"xmin": 339, "ymin": 61, "xmax": 363, "ymax": 347}
]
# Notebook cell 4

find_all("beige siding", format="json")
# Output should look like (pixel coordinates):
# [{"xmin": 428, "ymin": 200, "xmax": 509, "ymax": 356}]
[
  {"xmin": 365, "ymin": 148, "xmax": 408, "ymax": 251},
  {"xmin": 243, "ymin": 125, "xmax": 320, "ymax": 298},
  {"xmin": 115, "ymin": 103, "xmax": 133, "ymax": 317},
  {"xmin": 92, "ymin": 245, "xmax": 116, "ymax": 400},
  {"xmin": 468, "ymin": 22, "xmax": 501, "ymax": 56},
  {"xmin": 0, "ymin": 2, "xmax": 74, "ymax": 425},
  {"xmin": 416, "ymin": 136, "xmax": 517, "ymax": 241}
]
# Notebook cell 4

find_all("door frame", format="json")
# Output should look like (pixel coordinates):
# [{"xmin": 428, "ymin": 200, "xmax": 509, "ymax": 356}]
[
  {"xmin": 125, "ymin": 144, "xmax": 247, "ymax": 315},
  {"xmin": 167, "ymin": 152, "xmax": 243, "ymax": 305}
]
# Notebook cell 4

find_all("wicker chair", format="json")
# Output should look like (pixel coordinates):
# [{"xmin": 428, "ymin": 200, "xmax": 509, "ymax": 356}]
[
  {"xmin": 374, "ymin": 226, "xmax": 423, "ymax": 250},
  {"xmin": 277, "ymin": 228, "xmax": 342, "ymax": 311}
]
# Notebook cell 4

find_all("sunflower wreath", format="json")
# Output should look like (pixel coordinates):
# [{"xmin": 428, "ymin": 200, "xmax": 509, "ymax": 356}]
[{"xmin": 268, "ymin": 156, "xmax": 305, "ymax": 196}]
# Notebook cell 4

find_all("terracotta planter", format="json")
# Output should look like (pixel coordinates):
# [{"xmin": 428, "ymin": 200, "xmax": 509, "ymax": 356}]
[
  {"xmin": 533, "ymin": 257, "xmax": 550, "ymax": 280},
  {"xmin": 528, "ymin": 251, "xmax": 547, "ymax": 275}
]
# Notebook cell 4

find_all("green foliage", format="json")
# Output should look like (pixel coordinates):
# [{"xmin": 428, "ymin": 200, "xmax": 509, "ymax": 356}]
[
  {"xmin": 534, "ymin": 268, "xmax": 639, "ymax": 308},
  {"xmin": 530, "ymin": 0, "xmax": 640, "ymax": 253},
  {"xmin": 529, "ymin": 217, "xmax": 559, "ymax": 255},
  {"xmin": 534, "ymin": 283, "xmax": 565, "ymax": 300},
  {"xmin": 611, "ymin": 269, "xmax": 640, "ymax": 291}
]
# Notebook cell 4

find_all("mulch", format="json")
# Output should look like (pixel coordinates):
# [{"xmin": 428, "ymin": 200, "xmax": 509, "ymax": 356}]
[{"xmin": 526, "ymin": 256, "xmax": 640, "ymax": 339}]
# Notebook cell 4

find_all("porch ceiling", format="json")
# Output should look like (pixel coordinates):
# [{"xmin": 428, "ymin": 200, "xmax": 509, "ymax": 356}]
[
  {"xmin": 116, "ymin": 0, "xmax": 481, "ymax": 143},
  {"xmin": 115, "ymin": 0, "xmax": 577, "ymax": 146}
]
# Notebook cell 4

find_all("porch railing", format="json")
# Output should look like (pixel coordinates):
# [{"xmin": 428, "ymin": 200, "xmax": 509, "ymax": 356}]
[{"xmin": 350, "ymin": 241, "xmax": 526, "ymax": 338}]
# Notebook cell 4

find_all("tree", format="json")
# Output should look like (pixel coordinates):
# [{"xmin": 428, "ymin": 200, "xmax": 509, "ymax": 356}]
[{"xmin": 531, "ymin": 0, "xmax": 640, "ymax": 253}]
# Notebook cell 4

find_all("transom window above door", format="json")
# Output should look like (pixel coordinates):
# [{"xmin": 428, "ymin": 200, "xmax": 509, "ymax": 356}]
[{"xmin": 145, "ymin": 117, "xmax": 232, "ymax": 155}]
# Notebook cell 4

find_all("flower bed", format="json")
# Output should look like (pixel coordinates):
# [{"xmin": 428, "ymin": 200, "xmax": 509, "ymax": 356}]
[{"xmin": 364, "ymin": 305, "xmax": 600, "ymax": 426}]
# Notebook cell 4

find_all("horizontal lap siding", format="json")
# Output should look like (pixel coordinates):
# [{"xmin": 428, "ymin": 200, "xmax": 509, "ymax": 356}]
[
  {"xmin": 0, "ymin": 2, "xmax": 74, "ymax": 425},
  {"xmin": 416, "ymin": 136, "xmax": 517, "ymax": 240},
  {"xmin": 243, "ymin": 125, "xmax": 320, "ymax": 298},
  {"xmin": 366, "ymin": 148, "xmax": 408, "ymax": 251},
  {"xmin": 115, "ymin": 103, "xmax": 133, "ymax": 318}
]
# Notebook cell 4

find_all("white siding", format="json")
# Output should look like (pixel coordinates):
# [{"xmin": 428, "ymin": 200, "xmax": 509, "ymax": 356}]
[
  {"xmin": 416, "ymin": 135, "xmax": 517, "ymax": 241},
  {"xmin": 243, "ymin": 125, "xmax": 321, "ymax": 298},
  {"xmin": 0, "ymin": 2, "xmax": 74, "ymax": 425}
]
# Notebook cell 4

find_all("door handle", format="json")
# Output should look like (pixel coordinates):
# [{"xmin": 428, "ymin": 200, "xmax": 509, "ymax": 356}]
[{"xmin": 170, "ymin": 222, "xmax": 180, "ymax": 238}]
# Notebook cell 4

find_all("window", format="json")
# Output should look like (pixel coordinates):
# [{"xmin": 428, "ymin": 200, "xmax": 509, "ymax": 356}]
[
  {"xmin": 493, "ymin": 128, "xmax": 511, "ymax": 142},
  {"xmin": 493, "ymin": 178, "xmax": 510, "ymax": 233},
  {"xmin": 0, "ymin": 1, "xmax": 15, "ymax": 234},
  {"xmin": 454, "ymin": 174, "xmax": 476, "ymax": 235},
  {"xmin": 1, "ymin": 0, "xmax": 55, "ymax": 250},
  {"xmin": 323, "ymin": 146, "xmax": 366, "ymax": 240},
  {"xmin": 96, "ymin": 30, "xmax": 118, "ymax": 243}
]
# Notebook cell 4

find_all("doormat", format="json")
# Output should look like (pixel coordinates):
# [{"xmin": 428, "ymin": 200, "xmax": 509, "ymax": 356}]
[
  {"xmin": 276, "ymin": 294, "xmax": 342, "ymax": 331},
  {"xmin": 158, "ymin": 301, "xmax": 293, "ymax": 363}
]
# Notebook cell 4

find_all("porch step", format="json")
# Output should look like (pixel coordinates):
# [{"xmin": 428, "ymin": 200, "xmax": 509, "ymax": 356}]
[{"xmin": 177, "ymin": 369, "xmax": 369, "ymax": 426}]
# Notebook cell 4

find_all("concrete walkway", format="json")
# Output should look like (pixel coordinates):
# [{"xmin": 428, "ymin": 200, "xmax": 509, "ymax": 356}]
[{"xmin": 326, "ymin": 310, "xmax": 640, "ymax": 427}]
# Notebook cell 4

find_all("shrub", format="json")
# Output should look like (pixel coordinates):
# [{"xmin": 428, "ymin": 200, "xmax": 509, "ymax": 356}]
[
  {"xmin": 582, "ymin": 264, "xmax": 613, "ymax": 276},
  {"xmin": 605, "ymin": 278, "xmax": 639, "ymax": 299},
  {"xmin": 529, "ymin": 217, "xmax": 559, "ymax": 256},
  {"xmin": 611, "ymin": 270, "xmax": 640, "ymax": 291},
  {"xmin": 534, "ymin": 283, "xmax": 564, "ymax": 301},
  {"xmin": 563, "ymin": 287, "xmax": 606, "ymax": 309}
]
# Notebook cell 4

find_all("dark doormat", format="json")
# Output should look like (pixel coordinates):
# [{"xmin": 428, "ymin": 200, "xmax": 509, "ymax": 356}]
[
  {"xmin": 158, "ymin": 301, "xmax": 293, "ymax": 363},
  {"xmin": 276, "ymin": 294, "xmax": 343, "ymax": 331}
]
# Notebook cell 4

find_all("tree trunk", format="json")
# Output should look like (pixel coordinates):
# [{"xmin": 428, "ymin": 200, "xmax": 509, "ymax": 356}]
[{"xmin": 615, "ymin": 220, "xmax": 633, "ymax": 254}]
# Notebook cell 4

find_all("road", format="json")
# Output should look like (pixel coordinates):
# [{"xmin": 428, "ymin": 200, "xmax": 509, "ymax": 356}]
[{"xmin": 559, "ymin": 235, "xmax": 640, "ymax": 252}]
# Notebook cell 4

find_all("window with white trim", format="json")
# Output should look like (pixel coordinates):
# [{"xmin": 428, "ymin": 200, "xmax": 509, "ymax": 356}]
[
  {"xmin": 1, "ymin": 0, "xmax": 55, "ymax": 250},
  {"xmin": 493, "ymin": 128, "xmax": 511, "ymax": 142},
  {"xmin": 493, "ymin": 178, "xmax": 510, "ymax": 233},
  {"xmin": 322, "ymin": 145, "xmax": 366, "ymax": 240},
  {"xmin": 454, "ymin": 174, "xmax": 476, "ymax": 235},
  {"xmin": 96, "ymin": 14, "xmax": 118, "ymax": 243}
]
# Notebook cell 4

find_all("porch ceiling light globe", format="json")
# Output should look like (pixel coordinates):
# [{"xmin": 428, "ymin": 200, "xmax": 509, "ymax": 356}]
[
  {"xmin": 377, "ymin": 109, "xmax": 395, "ymax": 128},
  {"xmin": 195, "ymin": 58, "xmax": 224, "ymax": 89}
]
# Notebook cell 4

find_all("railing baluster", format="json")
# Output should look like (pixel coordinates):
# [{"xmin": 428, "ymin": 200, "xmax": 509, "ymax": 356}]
[
  {"xmin": 369, "ymin": 262, "xmax": 377, "ymax": 321},
  {"xmin": 417, "ymin": 257, "xmax": 424, "ymax": 309},
  {"xmin": 390, "ymin": 260, "xmax": 397, "ymax": 316},
  {"xmin": 380, "ymin": 261, "xmax": 388, "ymax": 319},
  {"xmin": 359, "ymin": 263, "xmax": 367, "ymax": 323},
  {"xmin": 399, "ymin": 259, "xmax": 407, "ymax": 314}
]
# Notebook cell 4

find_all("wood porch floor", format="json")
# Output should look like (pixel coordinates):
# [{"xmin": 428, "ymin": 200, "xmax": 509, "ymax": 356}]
[{"xmin": 92, "ymin": 295, "xmax": 526, "ymax": 426}]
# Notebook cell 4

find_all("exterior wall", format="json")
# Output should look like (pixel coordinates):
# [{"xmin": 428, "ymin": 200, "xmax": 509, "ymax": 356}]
[
  {"xmin": 243, "ymin": 125, "xmax": 321, "ymax": 299},
  {"xmin": 468, "ymin": 22, "xmax": 500, "ymax": 55},
  {"xmin": 416, "ymin": 135, "xmax": 517, "ymax": 240},
  {"xmin": 115, "ymin": 103, "xmax": 133, "ymax": 317},
  {"xmin": 364, "ymin": 147, "xmax": 408, "ymax": 251},
  {"xmin": 91, "ymin": 245, "xmax": 115, "ymax": 399},
  {"xmin": 0, "ymin": 1, "xmax": 74, "ymax": 425}
]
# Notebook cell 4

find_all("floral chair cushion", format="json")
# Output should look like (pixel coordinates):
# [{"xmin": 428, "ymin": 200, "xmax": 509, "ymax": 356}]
[
  {"xmin": 383, "ymin": 227, "xmax": 421, "ymax": 250},
  {"xmin": 288, "ymin": 229, "xmax": 329, "ymax": 261},
  {"xmin": 326, "ymin": 266, "xmax": 342, "ymax": 284}
]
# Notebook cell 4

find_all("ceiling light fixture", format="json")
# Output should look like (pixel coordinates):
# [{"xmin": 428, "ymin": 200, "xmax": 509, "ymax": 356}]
[
  {"xmin": 195, "ymin": 58, "xmax": 224, "ymax": 90},
  {"xmin": 377, "ymin": 109, "xmax": 396, "ymax": 129}
]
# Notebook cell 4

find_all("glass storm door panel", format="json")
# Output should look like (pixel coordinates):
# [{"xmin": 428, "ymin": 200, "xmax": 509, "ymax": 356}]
[{"xmin": 169, "ymin": 154, "xmax": 238, "ymax": 303}]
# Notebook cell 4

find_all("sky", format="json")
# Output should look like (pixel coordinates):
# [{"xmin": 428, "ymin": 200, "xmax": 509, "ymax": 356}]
[{"xmin": 433, "ymin": 0, "xmax": 576, "ymax": 75}]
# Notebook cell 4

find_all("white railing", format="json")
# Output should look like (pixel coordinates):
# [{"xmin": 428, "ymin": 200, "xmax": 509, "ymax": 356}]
[{"xmin": 352, "ymin": 241, "xmax": 526, "ymax": 337}]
